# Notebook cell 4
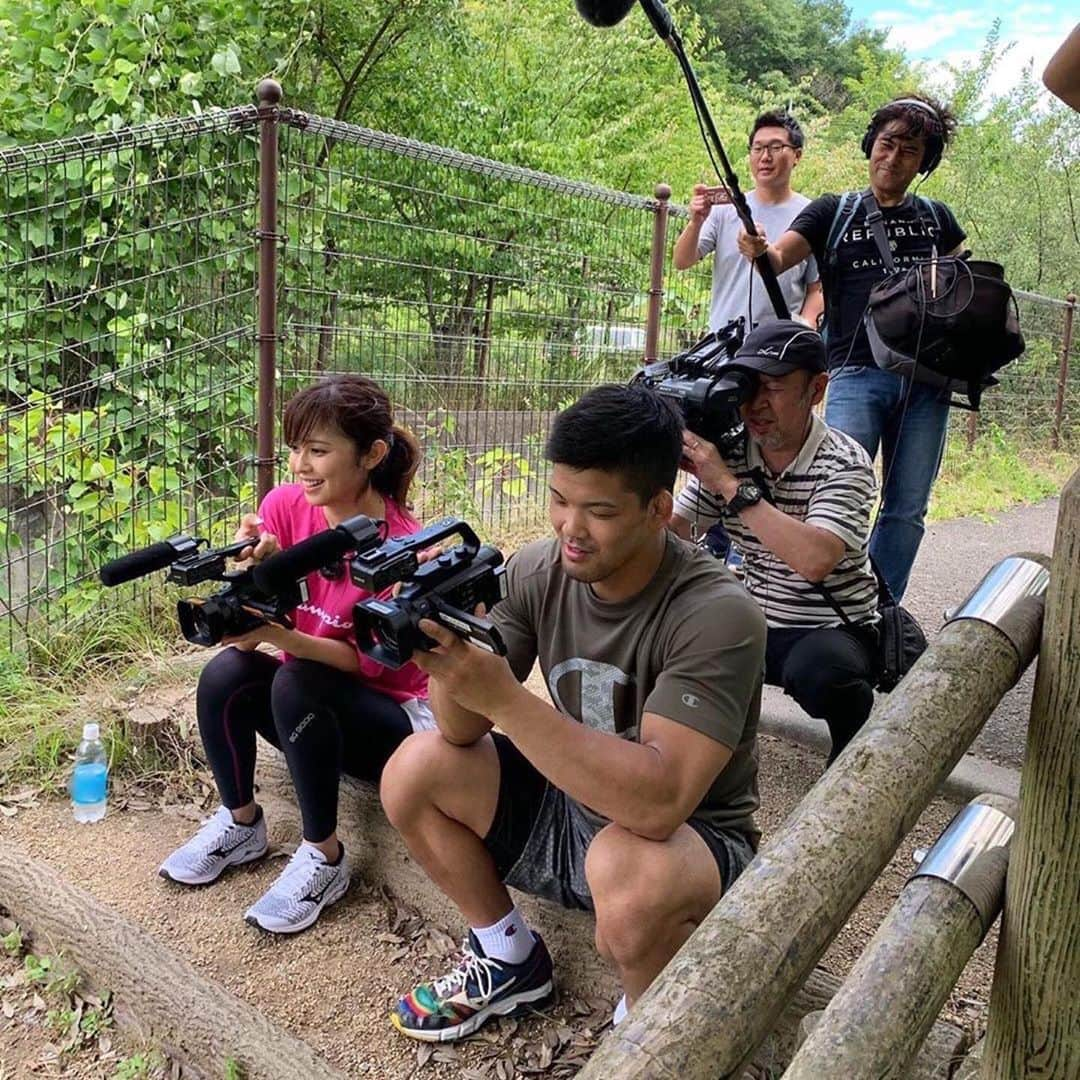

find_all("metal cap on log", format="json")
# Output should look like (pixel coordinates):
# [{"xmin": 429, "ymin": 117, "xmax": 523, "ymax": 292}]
[
  {"xmin": 783, "ymin": 793, "xmax": 1017, "ymax": 1080},
  {"xmin": 945, "ymin": 555, "xmax": 1050, "ymax": 659},
  {"xmin": 911, "ymin": 794, "xmax": 1016, "ymax": 933}
]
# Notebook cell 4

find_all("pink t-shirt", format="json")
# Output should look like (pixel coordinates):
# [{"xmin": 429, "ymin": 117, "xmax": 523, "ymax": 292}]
[{"xmin": 258, "ymin": 484, "xmax": 429, "ymax": 705}]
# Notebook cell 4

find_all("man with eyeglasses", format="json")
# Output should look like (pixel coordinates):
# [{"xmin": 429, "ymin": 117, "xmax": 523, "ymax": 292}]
[
  {"xmin": 737, "ymin": 95, "xmax": 965, "ymax": 602},
  {"xmin": 674, "ymin": 110, "xmax": 823, "ymax": 335}
]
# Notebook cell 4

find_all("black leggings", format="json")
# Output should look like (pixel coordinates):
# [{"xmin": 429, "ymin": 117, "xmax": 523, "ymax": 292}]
[
  {"xmin": 765, "ymin": 624, "xmax": 878, "ymax": 764},
  {"xmin": 197, "ymin": 648, "xmax": 415, "ymax": 842}
]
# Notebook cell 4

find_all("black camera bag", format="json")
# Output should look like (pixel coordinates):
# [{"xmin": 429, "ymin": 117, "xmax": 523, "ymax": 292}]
[
  {"xmin": 854, "ymin": 191, "xmax": 1025, "ymax": 410},
  {"xmin": 815, "ymin": 559, "xmax": 927, "ymax": 693}
]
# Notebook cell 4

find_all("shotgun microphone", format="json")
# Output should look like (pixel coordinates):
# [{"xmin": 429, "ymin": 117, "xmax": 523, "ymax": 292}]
[
  {"xmin": 250, "ymin": 514, "xmax": 382, "ymax": 597},
  {"xmin": 574, "ymin": 0, "xmax": 790, "ymax": 321},
  {"xmin": 100, "ymin": 539, "xmax": 190, "ymax": 586}
]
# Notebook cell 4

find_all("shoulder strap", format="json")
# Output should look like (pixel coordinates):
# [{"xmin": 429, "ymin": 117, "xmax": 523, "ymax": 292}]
[
  {"xmin": 814, "ymin": 550, "xmax": 891, "ymax": 625},
  {"xmin": 915, "ymin": 195, "xmax": 944, "ymax": 255},
  {"xmin": 825, "ymin": 192, "xmax": 860, "ymax": 268},
  {"xmin": 859, "ymin": 189, "xmax": 896, "ymax": 273},
  {"xmin": 812, "ymin": 579, "xmax": 855, "ymax": 626},
  {"xmin": 915, "ymin": 195, "xmax": 942, "ymax": 232}
]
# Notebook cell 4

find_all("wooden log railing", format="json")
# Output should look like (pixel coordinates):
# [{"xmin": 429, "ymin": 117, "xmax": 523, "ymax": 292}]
[
  {"xmin": 578, "ymin": 553, "xmax": 1049, "ymax": 1080},
  {"xmin": 783, "ymin": 793, "xmax": 1017, "ymax": 1079}
]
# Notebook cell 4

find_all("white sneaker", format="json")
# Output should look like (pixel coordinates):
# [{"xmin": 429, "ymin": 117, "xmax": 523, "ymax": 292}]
[
  {"xmin": 159, "ymin": 806, "xmax": 268, "ymax": 886},
  {"xmin": 244, "ymin": 841, "xmax": 350, "ymax": 934}
]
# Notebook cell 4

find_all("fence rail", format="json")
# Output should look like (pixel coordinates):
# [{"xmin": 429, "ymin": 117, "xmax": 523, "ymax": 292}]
[{"xmin": 1, "ymin": 88, "xmax": 1076, "ymax": 650}]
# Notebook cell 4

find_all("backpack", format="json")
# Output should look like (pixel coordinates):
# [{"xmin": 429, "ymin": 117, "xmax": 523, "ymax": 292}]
[{"xmin": 825, "ymin": 190, "xmax": 1025, "ymax": 410}]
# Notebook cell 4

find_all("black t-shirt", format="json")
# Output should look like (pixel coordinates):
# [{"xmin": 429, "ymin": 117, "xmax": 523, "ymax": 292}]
[{"xmin": 789, "ymin": 193, "xmax": 966, "ymax": 370}]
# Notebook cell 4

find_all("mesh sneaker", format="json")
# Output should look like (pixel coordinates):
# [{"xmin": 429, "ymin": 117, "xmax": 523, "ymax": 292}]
[
  {"xmin": 391, "ymin": 931, "xmax": 554, "ymax": 1043},
  {"xmin": 243, "ymin": 840, "xmax": 350, "ymax": 934},
  {"xmin": 159, "ymin": 806, "xmax": 268, "ymax": 886}
]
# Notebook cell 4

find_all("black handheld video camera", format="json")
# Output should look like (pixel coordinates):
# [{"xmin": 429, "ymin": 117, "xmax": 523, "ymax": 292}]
[
  {"xmin": 634, "ymin": 317, "xmax": 756, "ymax": 453},
  {"xmin": 351, "ymin": 517, "xmax": 508, "ymax": 669},
  {"xmin": 99, "ymin": 516, "xmax": 383, "ymax": 647}
]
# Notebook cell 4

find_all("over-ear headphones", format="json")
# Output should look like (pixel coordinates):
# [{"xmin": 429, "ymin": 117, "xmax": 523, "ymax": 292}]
[{"xmin": 861, "ymin": 98, "xmax": 944, "ymax": 176}]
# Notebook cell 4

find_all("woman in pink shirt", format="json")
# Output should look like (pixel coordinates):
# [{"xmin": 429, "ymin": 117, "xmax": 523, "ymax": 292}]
[{"xmin": 159, "ymin": 375, "xmax": 431, "ymax": 933}]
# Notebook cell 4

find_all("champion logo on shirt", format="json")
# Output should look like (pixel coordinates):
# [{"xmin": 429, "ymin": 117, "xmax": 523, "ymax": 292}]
[{"xmin": 297, "ymin": 601, "xmax": 352, "ymax": 630}]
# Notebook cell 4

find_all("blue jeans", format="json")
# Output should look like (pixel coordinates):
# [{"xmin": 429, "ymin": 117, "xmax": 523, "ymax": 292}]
[{"xmin": 825, "ymin": 365, "xmax": 950, "ymax": 601}]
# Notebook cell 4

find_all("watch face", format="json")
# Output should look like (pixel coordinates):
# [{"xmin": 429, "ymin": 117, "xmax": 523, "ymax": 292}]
[{"xmin": 738, "ymin": 482, "xmax": 760, "ymax": 501}]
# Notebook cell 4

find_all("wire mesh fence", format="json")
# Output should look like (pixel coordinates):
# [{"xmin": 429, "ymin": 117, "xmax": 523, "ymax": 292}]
[
  {"xmin": 0, "ymin": 108, "xmax": 260, "ymax": 648},
  {"xmin": 274, "ymin": 111, "xmax": 662, "ymax": 530},
  {"xmin": 0, "ymin": 95, "xmax": 1075, "ymax": 651}
]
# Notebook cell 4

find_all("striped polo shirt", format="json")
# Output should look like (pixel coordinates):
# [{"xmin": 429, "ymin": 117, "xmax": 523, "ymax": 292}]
[{"xmin": 674, "ymin": 414, "xmax": 879, "ymax": 629}]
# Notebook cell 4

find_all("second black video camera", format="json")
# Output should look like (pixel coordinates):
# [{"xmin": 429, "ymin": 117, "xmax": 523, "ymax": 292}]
[
  {"xmin": 634, "ymin": 317, "xmax": 756, "ymax": 453},
  {"xmin": 99, "ymin": 516, "xmax": 384, "ymax": 647},
  {"xmin": 351, "ymin": 517, "xmax": 508, "ymax": 669}
]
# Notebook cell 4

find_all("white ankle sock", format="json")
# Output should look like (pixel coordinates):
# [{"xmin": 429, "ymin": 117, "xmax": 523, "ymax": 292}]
[
  {"xmin": 472, "ymin": 906, "xmax": 533, "ymax": 965},
  {"xmin": 612, "ymin": 994, "xmax": 628, "ymax": 1026}
]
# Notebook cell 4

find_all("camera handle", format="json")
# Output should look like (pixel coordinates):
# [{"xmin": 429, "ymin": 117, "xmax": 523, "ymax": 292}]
[{"xmin": 429, "ymin": 596, "xmax": 508, "ymax": 657}]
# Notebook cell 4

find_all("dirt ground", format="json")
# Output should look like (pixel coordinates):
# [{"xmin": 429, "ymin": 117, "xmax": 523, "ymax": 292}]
[{"xmin": 1, "ymin": 691, "xmax": 999, "ymax": 1080}]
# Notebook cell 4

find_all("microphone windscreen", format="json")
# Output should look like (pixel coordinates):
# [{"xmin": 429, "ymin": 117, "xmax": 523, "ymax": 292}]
[
  {"xmin": 251, "ymin": 527, "xmax": 354, "ymax": 596},
  {"xmin": 99, "ymin": 541, "xmax": 179, "ymax": 587},
  {"xmin": 575, "ymin": 0, "xmax": 637, "ymax": 27}
]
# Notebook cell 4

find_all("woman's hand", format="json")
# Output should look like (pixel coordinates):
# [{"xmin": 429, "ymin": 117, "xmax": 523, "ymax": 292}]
[
  {"xmin": 222, "ymin": 620, "xmax": 288, "ymax": 653},
  {"xmin": 234, "ymin": 514, "xmax": 280, "ymax": 564}
]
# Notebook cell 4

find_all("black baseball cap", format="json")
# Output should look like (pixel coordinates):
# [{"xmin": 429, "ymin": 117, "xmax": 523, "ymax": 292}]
[{"xmin": 731, "ymin": 321, "xmax": 827, "ymax": 375}]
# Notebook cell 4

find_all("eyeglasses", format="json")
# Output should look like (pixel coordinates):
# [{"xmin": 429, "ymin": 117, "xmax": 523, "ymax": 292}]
[{"xmin": 749, "ymin": 142, "xmax": 795, "ymax": 157}]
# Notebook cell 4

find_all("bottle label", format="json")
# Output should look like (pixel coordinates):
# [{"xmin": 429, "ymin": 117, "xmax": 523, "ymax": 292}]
[{"xmin": 72, "ymin": 763, "xmax": 108, "ymax": 804}]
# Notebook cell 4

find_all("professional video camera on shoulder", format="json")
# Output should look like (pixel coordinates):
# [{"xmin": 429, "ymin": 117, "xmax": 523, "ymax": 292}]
[
  {"xmin": 98, "ymin": 515, "xmax": 383, "ymax": 646},
  {"xmin": 633, "ymin": 315, "xmax": 755, "ymax": 453},
  {"xmin": 351, "ymin": 517, "xmax": 508, "ymax": 669}
]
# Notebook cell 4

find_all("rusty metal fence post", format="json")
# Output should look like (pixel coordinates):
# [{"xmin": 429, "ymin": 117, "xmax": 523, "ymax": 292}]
[
  {"xmin": 1052, "ymin": 292, "xmax": 1076, "ymax": 451},
  {"xmin": 256, "ymin": 79, "xmax": 283, "ymax": 502},
  {"xmin": 645, "ymin": 183, "xmax": 672, "ymax": 363}
]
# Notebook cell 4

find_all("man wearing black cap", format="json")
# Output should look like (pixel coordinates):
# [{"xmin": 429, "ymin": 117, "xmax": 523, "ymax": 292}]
[{"xmin": 671, "ymin": 322, "xmax": 881, "ymax": 765}]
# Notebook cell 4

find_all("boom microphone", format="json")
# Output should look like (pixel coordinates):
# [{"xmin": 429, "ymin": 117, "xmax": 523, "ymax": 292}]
[
  {"xmin": 100, "ymin": 538, "xmax": 191, "ymax": 587},
  {"xmin": 575, "ymin": 0, "xmax": 636, "ymax": 26},
  {"xmin": 574, "ymin": 0, "xmax": 789, "ymax": 320},
  {"xmin": 575, "ymin": 0, "xmax": 673, "ymax": 38},
  {"xmin": 251, "ymin": 514, "xmax": 381, "ymax": 597}
]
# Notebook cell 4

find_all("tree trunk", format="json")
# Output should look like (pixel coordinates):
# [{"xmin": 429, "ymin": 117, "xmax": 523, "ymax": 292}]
[
  {"xmin": 0, "ymin": 840, "xmax": 347, "ymax": 1080},
  {"xmin": 981, "ymin": 470, "xmax": 1080, "ymax": 1079},
  {"xmin": 784, "ymin": 793, "xmax": 1016, "ymax": 1079},
  {"xmin": 579, "ymin": 560, "xmax": 1047, "ymax": 1080}
]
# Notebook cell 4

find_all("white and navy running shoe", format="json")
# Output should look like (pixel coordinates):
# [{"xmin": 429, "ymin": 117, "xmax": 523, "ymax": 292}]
[
  {"xmin": 243, "ymin": 840, "xmax": 350, "ymax": 934},
  {"xmin": 159, "ymin": 805, "xmax": 268, "ymax": 886},
  {"xmin": 391, "ymin": 931, "xmax": 554, "ymax": 1042}
]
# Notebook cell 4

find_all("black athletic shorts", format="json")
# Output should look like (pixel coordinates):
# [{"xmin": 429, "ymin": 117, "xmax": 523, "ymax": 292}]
[{"xmin": 481, "ymin": 732, "xmax": 757, "ymax": 912}]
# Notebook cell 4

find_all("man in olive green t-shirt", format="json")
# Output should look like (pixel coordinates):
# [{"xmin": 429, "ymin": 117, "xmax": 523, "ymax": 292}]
[{"xmin": 381, "ymin": 384, "xmax": 766, "ymax": 1043}]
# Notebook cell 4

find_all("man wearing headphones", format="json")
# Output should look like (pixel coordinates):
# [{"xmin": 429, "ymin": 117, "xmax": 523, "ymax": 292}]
[{"xmin": 738, "ymin": 95, "xmax": 965, "ymax": 601}]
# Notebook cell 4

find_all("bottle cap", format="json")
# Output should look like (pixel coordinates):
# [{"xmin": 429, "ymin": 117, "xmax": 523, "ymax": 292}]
[{"xmin": 82, "ymin": 722, "xmax": 100, "ymax": 741}]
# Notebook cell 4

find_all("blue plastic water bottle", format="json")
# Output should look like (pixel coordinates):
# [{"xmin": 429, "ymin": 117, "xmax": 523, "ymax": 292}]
[{"xmin": 71, "ymin": 722, "xmax": 108, "ymax": 823}]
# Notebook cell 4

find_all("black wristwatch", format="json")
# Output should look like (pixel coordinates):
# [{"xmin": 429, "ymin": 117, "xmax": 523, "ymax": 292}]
[{"xmin": 725, "ymin": 480, "xmax": 764, "ymax": 515}]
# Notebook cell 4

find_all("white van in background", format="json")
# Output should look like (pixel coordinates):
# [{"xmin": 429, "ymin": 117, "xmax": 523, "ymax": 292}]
[{"xmin": 575, "ymin": 323, "xmax": 646, "ymax": 356}]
